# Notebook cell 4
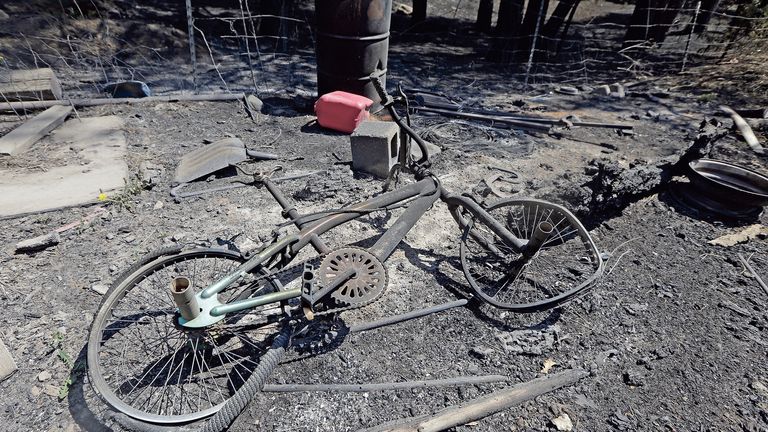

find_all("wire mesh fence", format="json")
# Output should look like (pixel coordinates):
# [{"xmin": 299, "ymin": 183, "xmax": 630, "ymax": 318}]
[{"xmin": 0, "ymin": 0, "xmax": 766, "ymax": 101}]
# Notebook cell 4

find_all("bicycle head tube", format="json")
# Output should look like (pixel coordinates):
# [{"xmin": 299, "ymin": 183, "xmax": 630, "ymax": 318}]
[{"xmin": 369, "ymin": 74, "xmax": 432, "ymax": 171}]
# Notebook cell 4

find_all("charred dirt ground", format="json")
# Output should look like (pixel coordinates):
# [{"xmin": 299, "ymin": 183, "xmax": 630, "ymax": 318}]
[
  {"xmin": 2, "ymin": 1, "xmax": 768, "ymax": 431},
  {"xmin": 0, "ymin": 75, "xmax": 767, "ymax": 432}
]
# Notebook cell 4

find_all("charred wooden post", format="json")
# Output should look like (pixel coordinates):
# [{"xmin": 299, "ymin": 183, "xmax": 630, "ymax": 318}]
[
  {"xmin": 476, "ymin": 0, "xmax": 494, "ymax": 32},
  {"xmin": 413, "ymin": 0, "xmax": 427, "ymax": 22}
]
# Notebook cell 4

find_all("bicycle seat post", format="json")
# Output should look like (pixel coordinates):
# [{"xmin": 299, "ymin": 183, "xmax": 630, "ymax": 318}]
[{"xmin": 262, "ymin": 178, "xmax": 331, "ymax": 255}]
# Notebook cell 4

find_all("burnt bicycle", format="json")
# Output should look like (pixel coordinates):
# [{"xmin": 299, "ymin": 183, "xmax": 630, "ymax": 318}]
[{"xmin": 86, "ymin": 77, "xmax": 604, "ymax": 426}]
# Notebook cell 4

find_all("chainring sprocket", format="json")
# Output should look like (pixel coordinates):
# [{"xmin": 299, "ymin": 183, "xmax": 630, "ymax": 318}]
[{"xmin": 318, "ymin": 247, "xmax": 388, "ymax": 307}]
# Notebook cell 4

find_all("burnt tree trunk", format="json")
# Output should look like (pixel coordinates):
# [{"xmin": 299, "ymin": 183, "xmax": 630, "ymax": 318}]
[
  {"xmin": 496, "ymin": 0, "xmax": 524, "ymax": 35},
  {"xmin": 648, "ymin": 0, "xmax": 684, "ymax": 43},
  {"xmin": 542, "ymin": 0, "xmax": 580, "ymax": 39},
  {"xmin": 540, "ymin": 0, "xmax": 580, "ymax": 55},
  {"xmin": 515, "ymin": 0, "xmax": 549, "ymax": 60},
  {"xmin": 693, "ymin": 0, "xmax": 721, "ymax": 33},
  {"xmin": 623, "ymin": 0, "xmax": 653, "ymax": 46},
  {"xmin": 413, "ymin": 0, "xmax": 427, "ymax": 22},
  {"xmin": 623, "ymin": 0, "xmax": 685, "ymax": 47},
  {"xmin": 476, "ymin": 0, "xmax": 494, "ymax": 32},
  {"xmin": 260, "ymin": 0, "xmax": 283, "ymax": 37}
]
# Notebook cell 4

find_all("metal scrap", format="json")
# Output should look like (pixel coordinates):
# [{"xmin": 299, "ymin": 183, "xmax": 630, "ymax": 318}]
[
  {"xmin": 413, "ymin": 106, "xmax": 633, "ymax": 131},
  {"xmin": 170, "ymin": 170, "xmax": 323, "ymax": 199},
  {"xmin": 173, "ymin": 138, "xmax": 279, "ymax": 184},
  {"xmin": 720, "ymin": 106, "xmax": 765, "ymax": 155},
  {"xmin": 738, "ymin": 254, "xmax": 768, "ymax": 297}
]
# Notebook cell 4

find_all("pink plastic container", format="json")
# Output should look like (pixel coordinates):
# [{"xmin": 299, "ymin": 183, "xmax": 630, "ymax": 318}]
[{"xmin": 314, "ymin": 91, "xmax": 373, "ymax": 134}]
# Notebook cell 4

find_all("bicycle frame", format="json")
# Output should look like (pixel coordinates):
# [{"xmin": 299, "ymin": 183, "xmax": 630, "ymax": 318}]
[{"xmin": 175, "ymin": 175, "xmax": 536, "ymax": 328}]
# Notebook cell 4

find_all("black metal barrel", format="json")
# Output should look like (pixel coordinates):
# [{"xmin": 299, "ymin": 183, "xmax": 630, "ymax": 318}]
[{"xmin": 315, "ymin": 0, "xmax": 392, "ymax": 103}]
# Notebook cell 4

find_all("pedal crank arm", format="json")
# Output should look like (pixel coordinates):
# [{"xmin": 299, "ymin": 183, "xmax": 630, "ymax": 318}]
[{"xmin": 306, "ymin": 267, "xmax": 358, "ymax": 307}]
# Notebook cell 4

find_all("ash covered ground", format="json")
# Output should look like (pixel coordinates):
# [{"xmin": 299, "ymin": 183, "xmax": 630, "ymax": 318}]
[{"xmin": 1, "ymin": 1, "xmax": 768, "ymax": 431}]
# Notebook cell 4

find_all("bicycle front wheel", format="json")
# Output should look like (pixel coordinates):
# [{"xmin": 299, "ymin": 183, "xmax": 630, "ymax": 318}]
[
  {"xmin": 460, "ymin": 198, "xmax": 603, "ymax": 312},
  {"xmin": 87, "ymin": 247, "xmax": 286, "ymax": 425}
]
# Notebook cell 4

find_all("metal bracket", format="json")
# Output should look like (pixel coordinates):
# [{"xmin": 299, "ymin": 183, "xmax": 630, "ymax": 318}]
[{"xmin": 177, "ymin": 294, "xmax": 227, "ymax": 328}]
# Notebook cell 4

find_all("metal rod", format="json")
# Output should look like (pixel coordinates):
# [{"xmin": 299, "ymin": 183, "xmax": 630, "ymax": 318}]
[
  {"xmin": 738, "ymin": 254, "xmax": 768, "ymax": 297},
  {"xmin": 682, "ymin": 0, "xmax": 701, "ymax": 72},
  {"xmin": 349, "ymin": 299, "xmax": 468, "ymax": 333},
  {"xmin": 170, "ymin": 171, "xmax": 323, "ymax": 199},
  {"xmin": 185, "ymin": 0, "xmax": 198, "ymax": 91},
  {"xmin": 201, "ymin": 234, "xmax": 299, "ymax": 299},
  {"xmin": 415, "ymin": 106, "xmax": 634, "ymax": 130},
  {"xmin": 524, "ymin": 0, "xmax": 546, "ymax": 87},
  {"xmin": 261, "ymin": 375, "xmax": 508, "ymax": 393},
  {"xmin": 170, "ymin": 277, "xmax": 199, "ymax": 321},
  {"xmin": 210, "ymin": 287, "xmax": 301, "ymax": 316},
  {"xmin": 414, "ymin": 106, "xmax": 552, "ymax": 131}
]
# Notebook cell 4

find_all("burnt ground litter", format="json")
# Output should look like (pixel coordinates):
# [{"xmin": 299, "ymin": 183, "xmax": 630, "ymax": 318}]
[{"xmin": 2, "ymin": 1, "xmax": 768, "ymax": 432}]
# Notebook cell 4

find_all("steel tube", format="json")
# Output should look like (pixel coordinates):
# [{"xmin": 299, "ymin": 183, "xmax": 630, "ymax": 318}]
[
  {"xmin": 369, "ymin": 188, "xmax": 440, "ymax": 262},
  {"xmin": 442, "ymin": 194, "xmax": 526, "ymax": 251},
  {"xmin": 171, "ymin": 277, "xmax": 200, "ymax": 321},
  {"xmin": 210, "ymin": 288, "xmax": 302, "ymax": 316},
  {"xmin": 413, "ymin": 106, "xmax": 552, "ymax": 131},
  {"xmin": 201, "ymin": 234, "xmax": 299, "ymax": 299},
  {"xmin": 0, "ymin": 93, "xmax": 246, "ymax": 112},
  {"xmin": 414, "ymin": 106, "xmax": 634, "ymax": 130},
  {"xmin": 524, "ymin": 221, "xmax": 554, "ymax": 257},
  {"xmin": 294, "ymin": 179, "xmax": 435, "ymax": 252},
  {"xmin": 264, "ymin": 178, "xmax": 331, "ymax": 255}
]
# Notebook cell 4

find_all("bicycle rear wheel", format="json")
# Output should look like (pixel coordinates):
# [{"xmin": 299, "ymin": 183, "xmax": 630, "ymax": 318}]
[
  {"xmin": 460, "ymin": 198, "xmax": 603, "ymax": 312},
  {"xmin": 87, "ymin": 248, "xmax": 286, "ymax": 425}
]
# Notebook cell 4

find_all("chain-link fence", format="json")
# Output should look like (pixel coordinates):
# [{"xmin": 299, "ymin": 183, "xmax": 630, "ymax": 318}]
[{"xmin": 0, "ymin": 0, "xmax": 766, "ymax": 100}]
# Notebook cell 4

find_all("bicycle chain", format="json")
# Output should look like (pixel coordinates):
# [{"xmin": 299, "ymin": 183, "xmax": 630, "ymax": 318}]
[{"xmin": 241, "ymin": 246, "xmax": 388, "ymax": 359}]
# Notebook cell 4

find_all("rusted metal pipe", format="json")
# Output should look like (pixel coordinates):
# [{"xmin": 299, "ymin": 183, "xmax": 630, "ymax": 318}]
[
  {"xmin": 171, "ymin": 277, "xmax": 200, "ymax": 321},
  {"xmin": 524, "ymin": 221, "xmax": 554, "ymax": 257}
]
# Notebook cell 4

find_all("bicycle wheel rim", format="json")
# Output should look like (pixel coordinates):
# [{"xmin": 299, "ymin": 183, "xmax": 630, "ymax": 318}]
[
  {"xmin": 87, "ymin": 248, "xmax": 284, "ymax": 424},
  {"xmin": 460, "ymin": 198, "xmax": 603, "ymax": 312}
]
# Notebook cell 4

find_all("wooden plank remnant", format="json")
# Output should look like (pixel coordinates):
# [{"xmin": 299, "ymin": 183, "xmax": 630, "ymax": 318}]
[
  {"xmin": 361, "ymin": 368, "xmax": 589, "ymax": 432},
  {"xmin": 0, "ymin": 105, "xmax": 72, "ymax": 155},
  {"xmin": 0, "ymin": 339, "xmax": 17, "ymax": 382},
  {"xmin": 0, "ymin": 68, "xmax": 63, "ymax": 101},
  {"xmin": 0, "ymin": 92, "xmax": 246, "ymax": 113}
]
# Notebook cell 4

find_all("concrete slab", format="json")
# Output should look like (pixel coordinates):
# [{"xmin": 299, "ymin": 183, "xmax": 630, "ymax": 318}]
[
  {"xmin": 0, "ymin": 339, "xmax": 16, "ymax": 382},
  {"xmin": 0, "ymin": 116, "xmax": 128, "ymax": 217}
]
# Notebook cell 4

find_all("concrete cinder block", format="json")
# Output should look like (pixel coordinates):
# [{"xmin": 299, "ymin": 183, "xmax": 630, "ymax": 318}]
[
  {"xmin": 592, "ymin": 85, "xmax": 611, "ymax": 96},
  {"xmin": 609, "ymin": 83, "xmax": 625, "ymax": 98},
  {"xmin": 351, "ymin": 121, "xmax": 400, "ymax": 179},
  {"xmin": 0, "ymin": 339, "xmax": 17, "ymax": 382}
]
